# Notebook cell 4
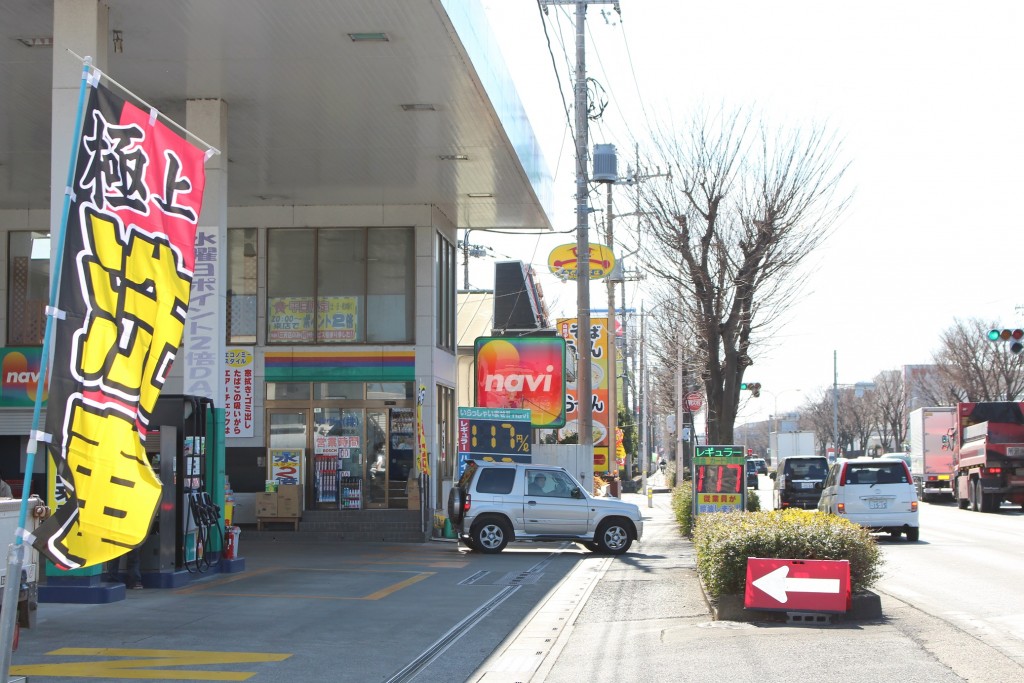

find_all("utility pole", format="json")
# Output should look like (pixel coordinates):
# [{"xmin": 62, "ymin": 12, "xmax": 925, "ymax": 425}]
[
  {"xmin": 605, "ymin": 181, "xmax": 618, "ymax": 481},
  {"xmin": 833, "ymin": 350, "xmax": 839, "ymax": 459},
  {"xmin": 541, "ymin": 0, "xmax": 619, "ymax": 466}
]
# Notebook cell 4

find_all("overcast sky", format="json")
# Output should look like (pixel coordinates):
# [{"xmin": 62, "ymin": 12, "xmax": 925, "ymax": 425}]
[{"xmin": 477, "ymin": 0, "xmax": 1024, "ymax": 425}]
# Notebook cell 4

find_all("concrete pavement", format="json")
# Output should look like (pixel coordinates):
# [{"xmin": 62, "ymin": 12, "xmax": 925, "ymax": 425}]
[
  {"xmin": 10, "ymin": 488, "xmax": 1023, "ymax": 682},
  {"xmin": 470, "ymin": 490, "xmax": 1024, "ymax": 683}
]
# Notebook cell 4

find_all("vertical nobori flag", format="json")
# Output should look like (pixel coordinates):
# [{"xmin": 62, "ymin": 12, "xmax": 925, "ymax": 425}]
[{"xmin": 33, "ymin": 79, "xmax": 208, "ymax": 570}]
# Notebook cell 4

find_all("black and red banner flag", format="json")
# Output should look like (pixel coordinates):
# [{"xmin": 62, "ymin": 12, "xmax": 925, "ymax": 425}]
[{"xmin": 32, "ymin": 79, "xmax": 208, "ymax": 570}]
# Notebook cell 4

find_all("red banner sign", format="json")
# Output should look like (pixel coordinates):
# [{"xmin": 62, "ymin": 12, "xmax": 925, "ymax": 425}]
[{"xmin": 33, "ymin": 78, "xmax": 208, "ymax": 570}]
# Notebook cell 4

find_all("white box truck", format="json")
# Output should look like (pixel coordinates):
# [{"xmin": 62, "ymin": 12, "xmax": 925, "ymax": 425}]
[
  {"xmin": 908, "ymin": 406, "xmax": 956, "ymax": 502},
  {"xmin": 769, "ymin": 431, "xmax": 816, "ymax": 465}
]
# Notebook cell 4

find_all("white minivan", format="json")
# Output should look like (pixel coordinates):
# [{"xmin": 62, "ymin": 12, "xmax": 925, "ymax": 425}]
[{"xmin": 818, "ymin": 457, "xmax": 920, "ymax": 541}]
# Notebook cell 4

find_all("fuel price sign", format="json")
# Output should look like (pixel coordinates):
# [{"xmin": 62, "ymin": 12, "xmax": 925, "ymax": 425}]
[
  {"xmin": 457, "ymin": 407, "xmax": 532, "ymax": 476},
  {"xmin": 692, "ymin": 443, "xmax": 746, "ymax": 515}
]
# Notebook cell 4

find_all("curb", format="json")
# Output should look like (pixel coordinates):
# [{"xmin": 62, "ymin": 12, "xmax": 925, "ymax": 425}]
[{"xmin": 702, "ymin": 583, "xmax": 883, "ymax": 623}]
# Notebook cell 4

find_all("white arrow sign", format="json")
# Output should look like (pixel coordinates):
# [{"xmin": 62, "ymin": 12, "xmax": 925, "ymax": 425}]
[{"xmin": 751, "ymin": 565, "xmax": 841, "ymax": 603}]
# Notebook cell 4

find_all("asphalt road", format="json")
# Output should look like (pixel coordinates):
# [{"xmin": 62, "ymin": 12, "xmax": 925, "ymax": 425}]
[
  {"xmin": 873, "ymin": 497, "xmax": 1024, "ymax": 668},
  {"xmin": 8, "ymin": 481, "xmax": 1024, "ymax": 682}
]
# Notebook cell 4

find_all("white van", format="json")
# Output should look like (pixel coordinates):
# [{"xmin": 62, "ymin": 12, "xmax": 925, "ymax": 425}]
[{"xmin": 818, "ymin": 457, "xmax": 920, "ymax": 541}]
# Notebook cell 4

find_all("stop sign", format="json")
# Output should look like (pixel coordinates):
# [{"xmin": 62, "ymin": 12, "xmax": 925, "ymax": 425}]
[{"xmin": 685, "ymin": 392, "xmax": 703, "ymax": 412}]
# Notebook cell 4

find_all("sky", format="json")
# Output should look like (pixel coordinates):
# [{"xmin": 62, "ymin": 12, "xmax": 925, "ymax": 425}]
[{"xmin": 476, "ymin": 0, "xmax": 1024, "ymax": 426}]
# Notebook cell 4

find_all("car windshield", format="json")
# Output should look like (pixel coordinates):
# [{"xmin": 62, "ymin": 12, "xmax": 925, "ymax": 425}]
[
  {"xmin": 458, "ymin": 461, "xmax": 479, "ymax": 487},
  {"xmin": 844, "ymin": 462, "xmax": 909, "ymax": 485},
  {"xmin": 785, "ymin": 459, "xmax": 827, "ymax": 480}
]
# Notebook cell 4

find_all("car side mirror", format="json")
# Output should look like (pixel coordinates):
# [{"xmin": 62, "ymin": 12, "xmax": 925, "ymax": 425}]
[
  {"xmin": 570, "ymin": 487, "xmax": 583, "ymax": 499},
  {"xmin": 769, "ymin": 472, "xmax": 776, "ymax": 480}
]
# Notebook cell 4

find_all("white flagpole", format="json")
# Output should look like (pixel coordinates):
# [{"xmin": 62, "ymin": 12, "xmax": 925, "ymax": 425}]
[{"xmin": 0, "ymin": 56, "xmax": 95, "ymax": 683}]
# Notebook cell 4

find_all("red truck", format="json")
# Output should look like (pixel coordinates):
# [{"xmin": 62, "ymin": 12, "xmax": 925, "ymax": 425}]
[{"xmin": 952, "ymin": 402, "xmax": 1024, "ymax": 512}]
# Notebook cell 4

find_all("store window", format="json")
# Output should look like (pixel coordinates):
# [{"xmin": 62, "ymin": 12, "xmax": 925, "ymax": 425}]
[
  {"xmin": 267, "ymin": 229, "xmax": 315, "ymax": 343},
  {"xmin": 317, "ymin": 228, "xmax": 365, "ymax": 343},
  {"xmin": 266, "ymin": 227, "xmax": 413, "ymax": 344},
  {"xmin": 226, "ymin": 228, "xmax": 258, "ymax": 343},
  {"xmin": 266, "ymin": 382, "xmax": 311, "ymax": 401},
  {"xmin": 367, "ymin": 383, "xmax": 414, "ymax": 400},
  {"xmin": 315, "ymin": 382, "xmax": 363, "ymax": 400},
  {"xmin": 436, "ymin": 233, "xmax": 456, "ymax": 352},
  {"xmin": 437, "ymin": 384, "xmax": 456, "ymax": 483},
  {"xmin": 7, "ymin": 231, "xmax": 50, "ymax": 345},
  {"xmin": 367, "ymin": 228, "xmax": 414, "ymax": 343}
]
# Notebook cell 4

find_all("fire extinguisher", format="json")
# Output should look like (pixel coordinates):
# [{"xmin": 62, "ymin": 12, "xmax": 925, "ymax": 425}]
[{"xmin": 224, "ymin": 528, "xmax": 236, "ymax": 559}]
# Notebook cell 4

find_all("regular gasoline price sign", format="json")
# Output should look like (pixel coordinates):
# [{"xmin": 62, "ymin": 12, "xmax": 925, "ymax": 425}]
[
  {"xmin": 692, "ymin": 444, "xmax": 747, "ymax": 516},
  {"xmin": 457, "ymin": 407, "xmax": 532, "ymax": 476}
]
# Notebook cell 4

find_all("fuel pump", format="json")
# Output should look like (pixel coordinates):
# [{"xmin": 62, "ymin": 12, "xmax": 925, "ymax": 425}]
[{"xmin": 144, "ymin": 395, "xmax": 221, "ymax": 583}]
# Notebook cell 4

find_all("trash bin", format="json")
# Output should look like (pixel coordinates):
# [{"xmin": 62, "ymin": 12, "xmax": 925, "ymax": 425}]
[{"xmin": 224, "ymin": 526, "xmax": 241, "ymax": 559}]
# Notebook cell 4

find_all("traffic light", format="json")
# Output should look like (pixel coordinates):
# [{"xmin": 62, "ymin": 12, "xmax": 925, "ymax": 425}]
[
  {"xmin": 741, "ymin": 382, "xmax": 762, "ymax": 397},
  {"xmin": 987, "ymin": 328, "xmax": 1024, "ymax": 354}
]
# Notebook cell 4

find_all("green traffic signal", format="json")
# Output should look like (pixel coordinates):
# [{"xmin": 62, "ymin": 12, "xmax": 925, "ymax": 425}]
[
  {"xmin": 988, "ymin": 329, "xmax": 1001, "ymax": 341},
  {"xmin": 740, "ymin": 383, "xmax": 749, "ymax": 390}
]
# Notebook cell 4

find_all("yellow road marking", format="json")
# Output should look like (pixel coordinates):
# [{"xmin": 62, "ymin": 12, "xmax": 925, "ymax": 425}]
[
  {"xmin": 183, "ymin": 567, "xmax": 436, "ymax": 600},
  {"xmin": 12, "ymin": 648, "xmax": 290, "ymax": 681},
  {"xmin": 362, "ymin": 571, "xmax": 433, "ymax": 599},
  {"xmin": 174, "ymin": 567, "xmax": 278, "ymax": 594}
]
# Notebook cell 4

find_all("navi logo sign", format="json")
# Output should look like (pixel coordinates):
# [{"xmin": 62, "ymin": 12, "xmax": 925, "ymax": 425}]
[
  {"xmin": 474, "ymin": 336, "xmax": 566, "ymax": 429},
  {"xmin": 0, "ymin": 348, "xmax": 47, "ymax": 407}
]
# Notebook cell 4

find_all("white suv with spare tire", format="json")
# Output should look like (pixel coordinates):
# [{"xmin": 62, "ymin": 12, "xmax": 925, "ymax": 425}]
[{"xmin": 447, "ymin": 460, "xmax": 644, "ymax": 554}]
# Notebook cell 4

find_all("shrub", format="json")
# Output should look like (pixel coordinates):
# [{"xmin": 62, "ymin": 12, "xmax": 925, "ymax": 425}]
[
  {"xmin": 673, "ymin": 485, "xmax": 761, "ymax": 535},
  {"xmin": 693, "ymin": 508, "xmax": 883, "ymax": 598},
  {"xmin": 671, "ymin": 484, "xmax": 694, "ymax": 536}
]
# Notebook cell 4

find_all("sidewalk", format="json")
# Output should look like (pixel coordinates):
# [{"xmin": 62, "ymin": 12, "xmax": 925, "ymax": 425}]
[{"xmin": 471, "ymin": 490, "xmax": 1001, "ymax": 683}]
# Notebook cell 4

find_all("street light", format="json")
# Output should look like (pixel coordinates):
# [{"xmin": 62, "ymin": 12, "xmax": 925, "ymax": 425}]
[
  {"xmin": 832, "ymin": 349, "xmax": 876, "ymax": 459},
  {"xmin": 760, "ymin": 388, "xmax": 801, "ymax": 463}
]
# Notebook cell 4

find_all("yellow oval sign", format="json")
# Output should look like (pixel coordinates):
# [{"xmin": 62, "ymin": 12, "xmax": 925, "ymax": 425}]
[{"xmin": 547, "ymin": 243, "xmax": 616, "ymax": 280}]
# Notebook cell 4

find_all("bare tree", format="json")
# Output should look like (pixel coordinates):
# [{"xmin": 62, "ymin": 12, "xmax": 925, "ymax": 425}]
[
  {"xmin": 933, "ymin": 318, "xmax": 1024, "ymax": 401},
  {"xmin": 637, "ymin": 108, "xmax": 850, "ymax": 444},
  {"xmin": 873, "ymin": 370, "xmax": 907, "ymax": 451},
  {"xmin": 801, "ymin": 388, "xmax": 836, "ymax": 457}
]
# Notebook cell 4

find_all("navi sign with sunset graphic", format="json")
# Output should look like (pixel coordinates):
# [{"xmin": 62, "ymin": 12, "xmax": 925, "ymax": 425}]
[{"xmin": 474, "ymin": 337, "xmax": 566, "ymax": 428}]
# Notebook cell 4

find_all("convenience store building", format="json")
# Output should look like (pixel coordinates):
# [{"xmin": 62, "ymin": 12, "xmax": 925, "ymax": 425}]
[{"xmin": 0, "ymin": 0, "xmax": 554, "ymax": 536}]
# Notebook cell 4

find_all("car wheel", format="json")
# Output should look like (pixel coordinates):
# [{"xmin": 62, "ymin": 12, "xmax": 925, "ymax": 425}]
[
  {"xmin": 595, "ymin": 519, "xmax": 632, "ymax": 555},
  {"xmin": 905, "ymin": 527, "xmax": 920, "ymax": 542},
  {"xmin": 578, "ymin": 541, "xmax": 600, "ymax": 553},
  {"xmin": 461, "ymin": 536, "xmax": 478, "ymax": 551},
  {"xmin": 968, "ymin": 478, "xmax": 980, "ymax": 512},
  {"xmin": 471, "ymin": 517, "xmax": 510, "ymax": 554}
]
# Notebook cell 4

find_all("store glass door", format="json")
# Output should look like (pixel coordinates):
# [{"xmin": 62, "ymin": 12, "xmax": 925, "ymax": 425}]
[
  {"xmin": 267, "ymin": 410, "xmax": 308, "ymax": 489},
  {"xmin": 364, "ymin": 408, "xmax": 416, "ymax": 509},
  {"xmin": 366, "ymin": 410, "xmax": 388, "ymax": 508},
  {"xmin": 312, "ymin": 408, "xmax": 364, "ymax": 509}
]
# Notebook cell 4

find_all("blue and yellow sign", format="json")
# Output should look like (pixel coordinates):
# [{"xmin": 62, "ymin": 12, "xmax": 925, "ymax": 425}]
[
  {"xmin": 457, "ymin": 407, "xmax": 532, "ymax": 476},
  {"xmin": 693, "ymin": 444, "xmax": 747, "ymax": 515}
]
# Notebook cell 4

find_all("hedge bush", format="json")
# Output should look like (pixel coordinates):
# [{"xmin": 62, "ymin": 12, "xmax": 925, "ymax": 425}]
[
  {"xmin": 671, "ymin": 484, "xmax": 695, "ymax": 536},
  {"xmin": 693, "ymin": 508, "xmax": 883, "ymax": 598},
  {"xmin": 672, "ymin": 484, "xmax": 762, "ymax": 537}
]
